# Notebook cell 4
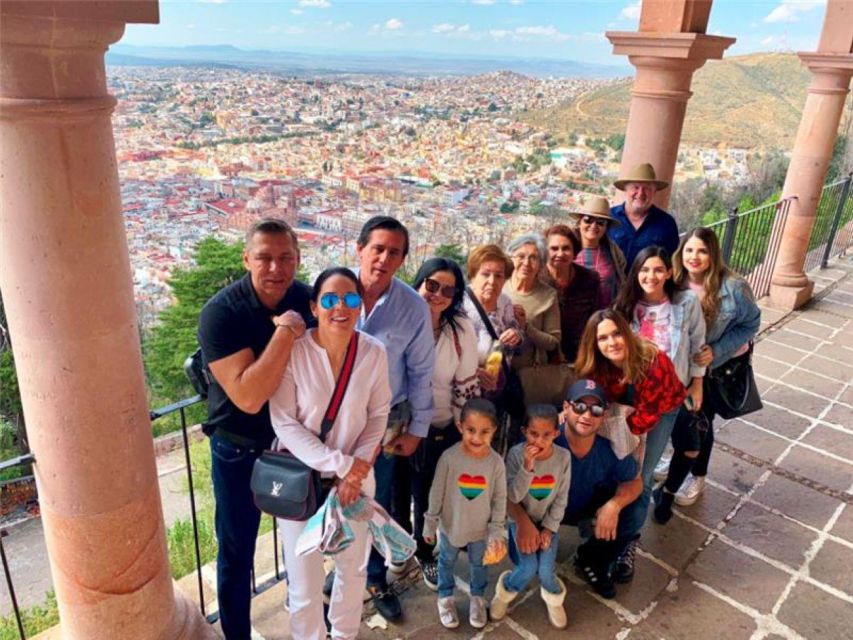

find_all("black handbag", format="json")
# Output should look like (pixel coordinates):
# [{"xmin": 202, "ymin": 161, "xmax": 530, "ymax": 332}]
[
  {"xmin": 705, "ymin": 344, "xmax": 763, "ymax": 420},
  {"xmin": 183, "ymin": 347, "xmax": 211, "ymax": 398},
  {"xmin": 251, "ymin": 332, "xmax": 359, "ymax": 520}
]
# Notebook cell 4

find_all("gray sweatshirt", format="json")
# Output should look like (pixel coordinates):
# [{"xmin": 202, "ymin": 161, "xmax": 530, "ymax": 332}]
[
  {"xmin": 423, "ymin": 442, "xmax": 507, "ymax": 548},
  {"xmin": 506, "ymin": 443, "xmax": 571, "ymax": 533}
]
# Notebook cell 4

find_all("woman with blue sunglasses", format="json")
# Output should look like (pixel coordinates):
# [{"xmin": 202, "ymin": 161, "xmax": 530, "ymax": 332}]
[{"xmin": 269, "ymin": 267, "xmax": 392, "ymax": 640}]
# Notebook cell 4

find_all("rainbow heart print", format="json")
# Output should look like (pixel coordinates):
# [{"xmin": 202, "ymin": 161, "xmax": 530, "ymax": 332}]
[
  {"xmin": 528, "ymin": 474, "xmax": 555, "ymax": 501},
  {"xmin": 458, "ymin": 474, "xmax": 487, "ymax": 500}
]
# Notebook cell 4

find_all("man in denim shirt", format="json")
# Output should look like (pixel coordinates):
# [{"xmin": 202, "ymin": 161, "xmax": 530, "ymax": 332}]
[
  {"xmin": 608, "ymin": 163, "xmax": 680, "ymax": 267},
  {"xmin": 198, "ymin": 218, "xmax": 313, "ymax": 639},
  {"xmin": 325, "ymin": 216, "xmax": 435, "ymax": 621}
]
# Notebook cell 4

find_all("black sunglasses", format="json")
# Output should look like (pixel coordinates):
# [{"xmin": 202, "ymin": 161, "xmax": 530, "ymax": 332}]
[
  {"xmin": 581, "ymin": 216, "xmax": 608, "ymax": 228},
  {"xmin": 570, "ymin": 401, "xmax": 605, "ymax": 417},
  {"xmin": 424, "ymin": 278, "xmax": 457, "ymax": 299}
]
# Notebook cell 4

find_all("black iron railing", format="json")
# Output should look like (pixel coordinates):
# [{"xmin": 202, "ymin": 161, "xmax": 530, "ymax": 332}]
[
  {"xmin": 0, "ymin": 453, "xmax": 35, "ymax": 640},
  {"xmin": 809, "ymin": 173, "xmax": 853, "ymax": 271}
]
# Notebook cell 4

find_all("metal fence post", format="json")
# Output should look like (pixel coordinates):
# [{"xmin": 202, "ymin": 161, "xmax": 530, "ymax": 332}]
[
  {"xmin": 1, "ymin": 529, "xmax": 26, "ymax": 639},
  {"xmin": 721, "ymin": 206, "xmax": 738, "ymax": 263},
  {"xmin": 821, "ymin": 172, "xmax": 853, "ymax": 268}
]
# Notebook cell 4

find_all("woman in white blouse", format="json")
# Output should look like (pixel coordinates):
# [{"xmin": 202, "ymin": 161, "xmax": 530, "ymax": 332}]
[
  {"xmin": 270, "ymin": 267, "xmax": 391, "ymax": 640},
  {"xmin": 396, "ymin": 257, "xmax": 480, "ymax": 591}
]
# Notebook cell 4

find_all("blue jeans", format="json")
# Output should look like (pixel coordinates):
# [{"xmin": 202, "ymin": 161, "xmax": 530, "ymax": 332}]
[
  {"xmin": 621, "ymin": 407, "xmax": 680, "ymax": 541},
  {"xmin": 504, "ymin": 521, "xmax": 560, "ymax": 594},
  {"xmin": 437, "ymin": 534, "xmax": 487, "ymax": 598},
  {"xmin": 210, "ymin": 434, "xmax": 264, "ymax": 640}
]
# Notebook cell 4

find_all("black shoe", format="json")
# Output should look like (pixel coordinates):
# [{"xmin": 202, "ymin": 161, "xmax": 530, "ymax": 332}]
[
  {"xmin": 614, "ymin": 538, "xmax": 638, "ymax": 584},
  {"xmin": 417, "ymin": 557, "xmax": 439, "ymax": 591},
  {"xmin": 652, "ymin": 487, "xmax": 675, "ymax": 525},
  {"xmin": 573, "ymin": 555, "xmax": 616, "ymax": 599},
  {"xmin": 368, "ymin": 583, "xmax": 402, "ymax": 621}
]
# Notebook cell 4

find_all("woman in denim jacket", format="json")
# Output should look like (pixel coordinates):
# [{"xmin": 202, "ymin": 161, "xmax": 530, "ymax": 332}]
[
  {"xmin": 611, "ymin": 245, "xmax": 706, "ymax": 576},
  {"xmin": 654, "ymin": 228, "xmax": 761, "ymax": 515}
]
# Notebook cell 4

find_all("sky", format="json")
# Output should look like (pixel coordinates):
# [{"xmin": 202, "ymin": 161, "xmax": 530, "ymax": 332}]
[{"xmin": 123, "ymin": 0, "xmax": 829, "ymax": 64}]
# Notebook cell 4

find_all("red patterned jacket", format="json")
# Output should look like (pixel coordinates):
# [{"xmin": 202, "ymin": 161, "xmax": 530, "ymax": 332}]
[{"xmin": 599, "ymin": 351, "xmax": 686, "ymax": 435}]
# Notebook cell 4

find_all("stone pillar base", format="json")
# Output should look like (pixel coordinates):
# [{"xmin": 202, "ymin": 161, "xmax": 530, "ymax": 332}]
[
  {"xmin": 167, "ymin": 589, "xmax": 219, "ymax": 640},
  {"xmin": 768, "ymin": 280, "xmax": 815, "ymax": 311}
]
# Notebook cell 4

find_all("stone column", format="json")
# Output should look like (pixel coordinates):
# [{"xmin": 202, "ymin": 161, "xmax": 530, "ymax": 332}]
[
  {"xmin": 0, "ymin": 2, "xmax": 214, "ymax": 638},
  {"xmin": 769, "ymin": 1, "xmax": 853, "ymax": 310},
  {"xmin": 607, "ymin": 1, "xmax": 734, "ymax": 209}
]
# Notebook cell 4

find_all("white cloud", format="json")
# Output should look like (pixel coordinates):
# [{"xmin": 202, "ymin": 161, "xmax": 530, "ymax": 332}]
[
  {"xmin": 472, "ymin": 0, "xmax": 496, "ymax": 5},
  {"xmin": 458, "ymin": 24, "xmax": 471, "ymax": 33},
  {"xmin": 510, "ymin": 0, "xmax": 524, "ymax": 5},
  {"xmin": 385, "ymin": 18, "xmax": 404, "ymax": 30},
  {"xmin": 432, "ymin": 23, "xmax": 456, "ymax": 33},
  {"xmin": 290, "ymin": 9, "xmax": 303, "ymax": 15},
  {"xmin": 298, "ymin": 0, "xmax": 331, "ymax": 8},
  {"xmin": 489, "ymin": 29, "xmax": 510, "ymax": 39},
  {"xmin": 764, "ymin": 0, "xmax": 825, "ymax": 23},
  {"xmin": 513, "ymin": 25, "xmax": 569, "ymax": 41},
  {"xmin": 619, "ymin": 1, "xmax": 641, "ymax": 20}
]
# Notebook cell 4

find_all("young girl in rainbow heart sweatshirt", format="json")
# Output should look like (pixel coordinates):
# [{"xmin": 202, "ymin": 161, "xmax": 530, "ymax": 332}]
[{"xmin": 423, "ymin": 398, "xmax": 507, "ymax": 630}]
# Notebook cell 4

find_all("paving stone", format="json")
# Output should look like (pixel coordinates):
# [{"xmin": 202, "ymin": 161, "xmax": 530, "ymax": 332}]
[
  {"xmin": 801, "ymin": 352, "xmax": 853, "ymax": 382},
  {"xmin": 609, "ymin": 554, "xmax": 671, "ymax": 615},
  {"xmin": 762, "ymin": 387, "xmax": 832, "ymax": 422},
  {"xmin": 704, "ymin": 449, "xmax": 765, "ymax": 496},
  {"xmin": 830, "ymin": 506, "xmax": 853, "ymax": 543},
  {"xmin": 0, "ymin": 518, "xmax": 52, "ymax": 615},
  {"xmin": 686, "ymin": 539, "xmax": 790, "ymax": 613},
  {"xmin": 768, "ymin": 329, "xmax": 825, "ymax": 352},
  {"xmin": 674, "ymin": 483, "xmax": 741, "ymax": 529},
  {"xmin": 809, "ymin": 539, "xmax": 853, "ymax": 595},
  {"xmin": 840, "ymin": 385, "xmax": 853, "ymax": 405},
  {"xmin": 783, "ymin": 318, "xmax": 833, "ymax": 339},
  {"xmin": 778, "ymin": 445, "xmax": 853, "ymax": 496},
  {"xmin": 779, "ymin": 368, "xmax": 845, "ymax": 399},
  {"xmin": 631, "ymin": 578, "xmax": 756, "ymax": 640},
  {"xmin": 716, "ymin": 420, "xmax": 790, "ymax": 463},
  {"xmin": 751, "ymin": 353, "xmax": 790, "ymax": 379},
  {"xmin": 812, "ymin": 299, "xmax": 853, "ymax": 318},
  {"xmin": 639, "ymin": 512, "xmax": 712, "ymax": 573},
  {"xmin": 508, "ymin": 580, "xmax": 623, "ymax": 639},
  {"xmin": 750, "ymin": 474, "xmax": 843, "ymax": 530},
  {"xmin": 722, "ymin": 501, "xmax": 817, "ymax": 568},
  {"xmin": 738, "ymin": 404, "xmax": 810, "ymax": 440},
  {"xmin": 800, "ymin": 425, "xmax": 853, "ymax": 462},
  {"xmin": 756, "ymin": 339, "xmax": 805, "ymax": 365},
  {"xmin": 788, "ymin": 308, "xmax": 847, "ymax": 329},
  {"xmin": 824, "ymin": 403, "xmax": 853, "ymax": 430},
  {"xmin": 776, "ymin": 580, "xmax": 853, "ymax": 639}
]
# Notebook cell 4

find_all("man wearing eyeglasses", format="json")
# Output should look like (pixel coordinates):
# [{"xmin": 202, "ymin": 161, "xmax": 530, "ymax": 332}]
[
  {"xmin": 550, "ymin": 379, "xmax": 643, "ymax": 600},
  {"xmin": 198, "ymin": 218, "xmax": 314, "ymax": 639}
]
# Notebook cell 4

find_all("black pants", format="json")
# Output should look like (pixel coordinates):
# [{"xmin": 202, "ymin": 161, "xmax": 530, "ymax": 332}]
[{"xmin": 392, "ymin": 423, "xmax": 461, "ymax": 561}]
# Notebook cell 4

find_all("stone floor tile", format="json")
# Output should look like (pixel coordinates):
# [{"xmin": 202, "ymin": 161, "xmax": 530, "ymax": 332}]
[
  {"xmin": 734, "ymin": 404, "xmax": 810, "ymax": 440},
  {"xmin": 631, "ymin": 578, "xmax": 756, "ymax": 640},
  {"xmin": 778, "ymin": 445, "xmax": 853, "ymax": 496},
  {"xmin": 686, "ymin": 539, "xmax": 790, "ymax": 613},
  {"xmin": 800, "ymin": 424, "xmax": 853, "ymax": 462},
  {"xmin": 812, "ymin": 299, "xmax": 853, "ymax": 318},
  {"xmin": 639, "ymin": 513, "xmax": 712, "ymax": 573},
  {"xmin": 749, "ymin": 474, "xmax": 843, "ymax": 530},
  {"xmin": 776, "ymin": 581, "xmax": 853, "ymax": 639},
  {"xmin": 779, "ymin": 368, "xmax": 845, "ymax": 398},
  {"xmin": 702, "ymin": 449, "xmax": 764, "ymax": 496},
  {"xmin": 509, "ymin": 581, "xmax": 623, "ymax": 639},
  {"xmin": 756, "ymin": 340, "xmax": 805, "ymax": 365},
  {"xmin": 830, "ymin": 507, "xmax": 853, "ymax": 544},
  {"xmin": 801, "ymin": 352, "xmax": 853, "ymax": 381},
  {"xmin": 783, "ymin": 318, "xmax": 833, "ymax": 339},
  {"xmin": 840, "ymin": 385, "xmax": 853, "ymax": 405},
  {"xmin": 762, "ymin": 387, "xmax": 832, "ymax": 422},
  {"xmin": 672, "ymin": 484, "xmax": 741, "ymax": 529},
  {"xmin": 716, "ymin": 420, "xmax": 790, "ymax": 463},
  {"xmin": 768, "ymin": 329, "xmax": 826, "ymax": 352},
  {"xmin": 824, "ymin": 403, "xmax": 853, "ymax": 429},
  {"xmin": 609, "ymin": 554, "xmax": 671, "ymax": 615},
  {"xmin": 808, "ymin": 539, "xmax": 853, "ymax": 595},
  {"xmin": 722, "ymin": 501, "xmax": 818, "ymax": 568}
]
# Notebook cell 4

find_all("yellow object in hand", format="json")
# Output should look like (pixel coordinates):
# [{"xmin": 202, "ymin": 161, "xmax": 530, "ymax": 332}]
[{"xmin": 485, "ymin": 350, "xmax": 503, "ymax": 378}]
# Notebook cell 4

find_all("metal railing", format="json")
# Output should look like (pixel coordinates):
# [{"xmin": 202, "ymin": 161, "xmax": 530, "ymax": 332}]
[
  {"xmin": 0, "ymin": 453, "xmax": 35, "ymax": 640},
  {"xmin": 807, "ymin": 173, "xmax": 853, "ymax": 272}
]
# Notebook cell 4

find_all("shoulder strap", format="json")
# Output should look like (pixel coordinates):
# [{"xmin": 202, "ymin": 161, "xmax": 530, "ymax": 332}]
[
  {"xmin": 466, "ymin": 287, "xmax": 499, "ymax": 341},
  {"xmin": 450, "ymin": 323, "xmax": 462, "ymax": 359},
  {"xmin": 319, "ymin": 332, "xmax": 360, "ymax": 442}
]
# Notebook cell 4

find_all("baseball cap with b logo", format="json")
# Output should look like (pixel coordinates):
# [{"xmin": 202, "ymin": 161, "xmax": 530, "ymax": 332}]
[{"xmin": 566, "ymin": 379, "xmax": 608, "ymax": 408}]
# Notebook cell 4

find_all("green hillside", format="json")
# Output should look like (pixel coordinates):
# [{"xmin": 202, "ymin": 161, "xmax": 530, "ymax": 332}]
[{"xmin": 521, "ymin": 53, "xmax": 814, "ymax": 149}]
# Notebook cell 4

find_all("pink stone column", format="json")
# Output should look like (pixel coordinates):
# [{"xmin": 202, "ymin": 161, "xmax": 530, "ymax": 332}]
[
  {"xmin": 0, "ymin": 3, "xmax": 214, "ymax": 638},
  {"xmin": 769, "ymin": 2, "xmax": 853, "ymax": 309},
  {"xmin": 607, "ymin": 0, "xmax": 734, "ymax": 210}
]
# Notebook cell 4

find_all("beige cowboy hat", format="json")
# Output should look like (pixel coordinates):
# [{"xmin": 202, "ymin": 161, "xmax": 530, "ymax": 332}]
[
  {"xmin": 614, "ymin": 163, "xmax": 670, "ymax": 191},
  {"xmin": 569, "ymin": 195, "xmax": 621, "ymax": 227}
]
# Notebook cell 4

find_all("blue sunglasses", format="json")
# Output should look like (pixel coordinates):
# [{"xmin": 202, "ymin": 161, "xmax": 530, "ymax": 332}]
[{"xmin": 319, "ymin": 292, "xmax": 362, "ymax": 310}]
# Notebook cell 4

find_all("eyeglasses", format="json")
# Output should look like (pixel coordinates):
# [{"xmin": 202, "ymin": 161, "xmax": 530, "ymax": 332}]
[
  {"xmin": 570, "ymin": 401, "xmax": 605, "ymax": 417},
  {"xmin": 581, "ymin": 216, "xmax": 608, "ymax": 228},
  {"xmin": 319, "ymin": 292, "xmax": 362, "ymax": 310},
  {"xmin": 423, "ymin": 278, "xmax": 457, "ymax": 299}
]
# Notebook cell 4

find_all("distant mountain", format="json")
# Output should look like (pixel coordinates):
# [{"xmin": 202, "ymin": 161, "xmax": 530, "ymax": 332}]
[
  {"xmin": 107, "ymin": 44, "xmax": 628, "ymax": 79},
  {"xmin": 520, "ymin": 53, "xmax": 814, "ymax": 149}
]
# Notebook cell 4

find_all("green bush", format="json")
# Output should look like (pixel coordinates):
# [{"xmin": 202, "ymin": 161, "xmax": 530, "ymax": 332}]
[{"xmin": 0, "ymin": 591, "xmax": 59, "ymax": 640}]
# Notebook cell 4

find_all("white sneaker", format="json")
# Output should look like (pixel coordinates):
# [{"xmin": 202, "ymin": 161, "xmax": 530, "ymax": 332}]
[
  {"xmin": 437, "ymin": 596, "xmax": 459, "ymax": 629},
  {"xmin": 389, "ymin": 559, "xmax": 409, "ymax": 575},
  {"xmin": 469, "ymin": 595, "xmax": 488, "ymax": 629},
  {"xmin": 674, "ymin": 475, "xmax": 706, "ymax": 506},
  {"xmin": 653, "ymin": 455, "xmax": 671, "ymax": 482}
]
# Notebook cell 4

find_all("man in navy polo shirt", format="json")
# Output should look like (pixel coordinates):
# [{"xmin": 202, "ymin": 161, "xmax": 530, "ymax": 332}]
[
  {"xmin": 198, "ymin": 218, "xmax": 314, "ymax": 640},
  {"xmin": 608, "ymin": 163, "xmax": 680, "ymax": 267}
]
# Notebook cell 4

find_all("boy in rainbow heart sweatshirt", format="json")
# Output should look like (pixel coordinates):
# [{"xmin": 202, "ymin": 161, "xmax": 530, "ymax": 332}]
[
  {"xmin": 491, "ymin": 404, "xmax": 571, "ymax": 629},
  {"xmin": 423, "ymin": 398, "xmax": 507, "ymax": 630}
]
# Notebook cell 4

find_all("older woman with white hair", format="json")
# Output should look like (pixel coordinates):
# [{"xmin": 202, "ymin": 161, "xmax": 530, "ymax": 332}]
[{"xmin": 505, "ymin": 233, "xmax": 561, "ymax": 371}]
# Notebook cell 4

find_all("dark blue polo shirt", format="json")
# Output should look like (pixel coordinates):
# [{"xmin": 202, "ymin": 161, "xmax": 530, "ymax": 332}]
[
  {"xmin": 198, "ymin": 274, "xmax": 314, "ymax": 448},
  {"xmin": 608, "ymin": 203, "xmax": 680, "ymax": 267}
]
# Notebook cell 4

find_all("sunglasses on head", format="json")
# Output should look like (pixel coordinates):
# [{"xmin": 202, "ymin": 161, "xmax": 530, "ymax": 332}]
[
  {"xmin": 570, "ymin": 401, "xmax": 605, "ymax": 417},
  {"xmin": 581, "ymin": 216, "xmax": 608, "ymax": 228},
  {"xmin": 319, "ymin": 292, "xmax": 362, "ymax": 310},
  {"xmin": 424, "ymin": 278, "xmax": 457, "ymax": 299}
]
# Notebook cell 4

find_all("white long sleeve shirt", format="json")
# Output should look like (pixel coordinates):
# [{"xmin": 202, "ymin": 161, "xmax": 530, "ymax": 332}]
[
  {"xmin": 432, "ymin": 316, "xmax": 481, "ymax": 426},
  {"xmin": 269, "ymin": 330, "xmax": 392, "ymax": 480}
]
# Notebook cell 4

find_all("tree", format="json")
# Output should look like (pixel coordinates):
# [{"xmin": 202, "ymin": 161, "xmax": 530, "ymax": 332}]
[
  {"xmin": 434, "ymin": 243, "xmax": 467, "ymax": 267},
  {"xmin": 0, "ymin": 290, "xmax": 29, "ymax": 459}
]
